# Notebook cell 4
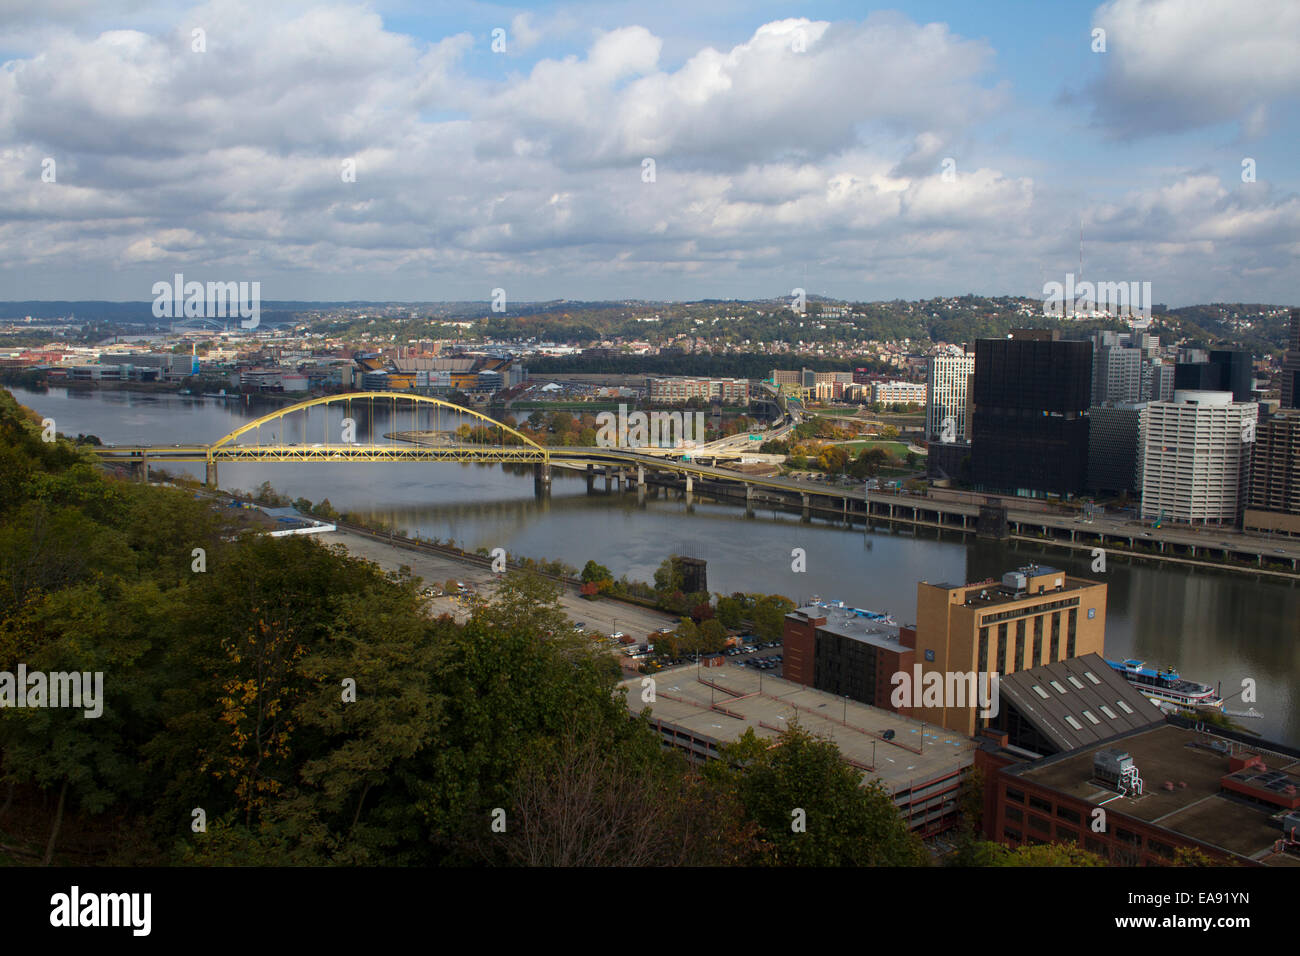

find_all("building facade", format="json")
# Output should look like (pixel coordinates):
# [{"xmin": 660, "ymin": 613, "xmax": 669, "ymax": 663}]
[
  {"xmin": 925, "ymin": 354, "xmax": 975, "ymax": 441},
  {"xmin": 970, "ymin": 333, "xmax": 1092, "ymax": 497},
  {"xmin": 871, "ymin": 380, "xmax": 927, "ymax": 406},
  {"xmin": 1086, "ymin": 403, "xmax": 1144, "ymax": 495},
  {"xmin": 913, "ymin": 568, "xmax": 1107, "ymax": 737},
  {"xmin": 1174, "ymin": 350, "xmax": 1253, "ymax": 404},
  {"xmin": 1243, "ymin": 408, "xmax": 1300, "ymax": 535},
  {"xmin": 1283, "ymin": 308, "xmax": 1300, "ymax": 410},
  {"xmin": 1139, "ymin": 391, "xmax": 1257, "ymax": 526},
  {"xmin": 647, "ymin": 377, "xmax": 750, "ymax": 404}
]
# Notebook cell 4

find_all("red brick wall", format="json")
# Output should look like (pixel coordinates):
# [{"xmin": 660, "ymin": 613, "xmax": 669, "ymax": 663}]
[
  {"xmin": 782, "ymin": 614, "xmax": 821, "ymax": 686},
  {"xmin": 988, "ymin": 765, "xmax": 1245, "ymax": 865}
]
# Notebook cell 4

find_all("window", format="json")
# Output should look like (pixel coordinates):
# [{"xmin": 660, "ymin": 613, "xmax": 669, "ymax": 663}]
[
  {"xmin": 1147, "ymin": 839, "xmax": 1175, "ymax": 860},
  {"xmin": 1050, "ymin": 612, "xmax": 1060, "ymax": 659},
  {"xmin": 1015, "ymin": 619, "xmax": 1025, "ymax": 672},
  {"xmin": 1005, "ymin": 787, "xmax": 1025, "ymax": 804},
  {"xmin": 1050, "ymin": 680, "xmax": 1067, "ymax": 694},
  {"xmin": 1084, "ymin": 670, "xmax": 1101, "ymax": 684},
  {"xmin": 1056, "ymin": 826, "xmax": 1078, "ymax": 843},
  {"xmin": 1067, "ymin": 675, "xmax": 1084, "ymax": 689},
  {"xmin": 979, "ymin": 628, "xmax": 988, "ymax": 673},
  {"xmin": 1005, "ymin": 806, "xmax": 1023, "ymax": 823},
  {"xmin": 1032, "ymin": 615, "xmax": 1043, "ymax": 666},
  {"xmin": 1082, "ymin": 710, "xmax": 1100, "ymax": 724},
  {"xmin": 1056, "ymin": 805, "xmax": 1081, "ymax": 824},
  {"xmin": 1116, "ymin": 827, "xmax": 1142, "ymax": 846},
  {"xmin": 1032, "ymin": 684, "xmax": 1049, "ymax": 699},
  {"xmin": 997, "ymin": 623, "xmax": 1007, "ymax": 674},
  {"xmin": 1028, "ymin": 794, "xmax": 1052, "ymax": 814},
  {"xmin": 1099, "ymin": 705, "xmax": 1117, "ymax": 719},
  {"xmin": 1115, "ymin": 699, "xmax": 1134, "ymax": 714},
  {"xmin": 1004, "ymin": 827, "xmax": 1022, "ymax": 842},
  {"xmin": 1028, "ymin": 814, "xmax": 1051, "ymax": 835},
  {"xmin": 1067, "ymin": 608, "xmax": 1077, "ymax": 658},
  {"xmin": 1064, "ymin": 714, "xmax": 1083, "ymax": 730}
]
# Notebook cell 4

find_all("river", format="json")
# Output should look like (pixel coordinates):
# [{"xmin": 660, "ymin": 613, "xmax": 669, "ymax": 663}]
[{"xmin": 14, "ymin": 385, "xmax": 1300, "ymax": 745}]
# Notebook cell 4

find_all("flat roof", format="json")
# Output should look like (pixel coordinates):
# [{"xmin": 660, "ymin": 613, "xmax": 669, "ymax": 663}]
[
  {"xmin": 788, "ymin": 601, "xmax": 906, "ymax": 652},
  {"xmin": 1012, "ymin": 723, "xmax": 1300, "ymax": 865},
  {"xmin": 621, "ymin": 663, "xmax": 975, "ymax": 795}
]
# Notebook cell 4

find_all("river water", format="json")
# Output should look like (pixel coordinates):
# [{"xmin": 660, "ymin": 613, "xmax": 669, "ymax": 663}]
[{"xmin": 14, "ymin": 386, "xmax": 1300, "ymax": 745}]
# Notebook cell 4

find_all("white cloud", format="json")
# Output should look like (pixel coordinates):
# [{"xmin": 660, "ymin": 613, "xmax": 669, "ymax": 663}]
[
  {"xmin": 1088, "ymin": 0, "xmax": 1300, "ymax": 137},
  {"xmin": 0, "ymin": 4, "xmax": 1292, "ymax": 306}
]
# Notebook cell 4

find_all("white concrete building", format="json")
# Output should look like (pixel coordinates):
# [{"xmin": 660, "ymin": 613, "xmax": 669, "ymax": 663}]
[
  {"xmin": 925, "ymin": 354, "xmax": 974, "ymax": 441},
  {"xmin": 1139, "ymin": 391, "xmax": 1258, "ymax": 525}
]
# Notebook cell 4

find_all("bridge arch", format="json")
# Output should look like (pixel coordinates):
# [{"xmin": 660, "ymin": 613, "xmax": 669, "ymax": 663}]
[{"xmin": 208, "ymin": 391, "xmax": 546, "ymax": 456}]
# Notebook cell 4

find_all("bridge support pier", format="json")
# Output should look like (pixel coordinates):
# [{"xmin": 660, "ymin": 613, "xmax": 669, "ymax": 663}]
[
  {"xmin": 685, "ymin": 474, "xmax": 694, "ymax": 510},
  {"xmin": 604, "ymin": 470, "xmax": 612, "ymax": 493},
  {"xmin": 133, "ymin": 455, "xmax": 149, "ymax": 483},
  {"xmin": 205, "ymin": 458, "xmax": 218, "ymax": 489},
  {"xmin": 585, "ymin": 464, "xmax": 594, "ymax": 494},
  {"xmin": 801, "ymin": 492, "xmax": 810, "ymax": 523},
  {"xmin": 745, "ymin": 483, "xmax": 754, "ymax": 517},
  {"xmin": 637, "ymin": 465, "xmax": 645, "ymax": 507},
  {"xmin": 533, "ymin": 462, "xmax": 551, "ymax": 499}
]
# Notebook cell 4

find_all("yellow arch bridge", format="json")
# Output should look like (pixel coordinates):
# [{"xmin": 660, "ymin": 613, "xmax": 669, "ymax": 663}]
[{"xmin": 87, "ymin": 391, "xmax": 812, "ymax": 505}]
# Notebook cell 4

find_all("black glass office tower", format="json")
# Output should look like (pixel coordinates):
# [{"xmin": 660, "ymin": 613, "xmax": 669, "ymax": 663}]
[
  {"xmin": 971, "ymin": 333, "xmax": 1091, "ymax": 497},
  {"xmin": 1174, "ymin": 350, "xmax": 1253, "ymax": 403}
]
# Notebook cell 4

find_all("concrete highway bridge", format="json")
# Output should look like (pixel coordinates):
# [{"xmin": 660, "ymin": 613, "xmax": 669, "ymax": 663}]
[{"xmin": 89, "ymin": 392, "xmax": 1300, "ymax": 576}]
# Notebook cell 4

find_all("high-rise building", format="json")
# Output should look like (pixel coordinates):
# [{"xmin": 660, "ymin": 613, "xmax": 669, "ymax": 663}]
[
  {"xmin": 1147, "ymin": 360, "xmax": 1176, "ymax": 403},
  {"xmin": 1087, "ymin": 403, "xmax": 1144, "ymax": 495},
  {"xmin": 1139, "ymin": 391, "xmax": 1258, "ymax": 526},
  {"xmin": 1093, "ymin": 346, "xmax": 1142, "ymax": 405},
  {"xmin": 1283, "ymin": 309, "xmax": 1300, "ymax": 410},
  {"xmin": 970, "ymin": 332, "xmax": 1092, "ymax": 497},
  {"xmin": 926, "ymin": 353, "xmax": 975, "ymax": 442},
  {"xmin": 1174, "ymin": 350, "xmax": 1253, "ymax": 404},
  {"xmin": 1243, "ymin": 408, "xmax": 1300, "ymax": 535}
]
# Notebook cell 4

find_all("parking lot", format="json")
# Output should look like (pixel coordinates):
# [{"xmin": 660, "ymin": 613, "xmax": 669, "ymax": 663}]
[{"xmin": 643, "ymin": 638, "xmax": 784, "ymax": 678}]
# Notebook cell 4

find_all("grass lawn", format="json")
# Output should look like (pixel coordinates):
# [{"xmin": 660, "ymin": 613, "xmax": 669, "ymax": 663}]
[{"xmin": 833, "ymin": 440, "xmax": 915, "ymax": 456}]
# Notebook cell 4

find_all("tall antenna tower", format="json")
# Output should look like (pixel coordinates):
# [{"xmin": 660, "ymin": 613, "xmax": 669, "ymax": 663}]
[{"xmin": 1079, "ymin": 221, "xmax": 1084, "ymax": 280}]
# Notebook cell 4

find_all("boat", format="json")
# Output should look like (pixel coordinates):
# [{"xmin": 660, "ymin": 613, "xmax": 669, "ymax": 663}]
[{"xmin": 1106, "ymin": 658, "xmax": 1223, "ymax": 710}]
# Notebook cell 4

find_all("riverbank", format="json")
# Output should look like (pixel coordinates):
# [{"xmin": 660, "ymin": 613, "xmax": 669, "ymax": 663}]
[{"xmin": 325, "ymin": 524, "xmax": 678, "ymax": 640}]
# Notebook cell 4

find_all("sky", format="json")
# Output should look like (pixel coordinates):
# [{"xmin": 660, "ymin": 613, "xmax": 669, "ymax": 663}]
[{"xmin": 0, "ymin": 0, "xmax": 1296, "ymax": 306}]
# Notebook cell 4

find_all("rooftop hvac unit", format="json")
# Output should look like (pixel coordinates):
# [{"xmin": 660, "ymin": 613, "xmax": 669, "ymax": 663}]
[
  {"xmin": 1002, "ymin": 571, "xmax": 1027, "ymax": 592},
  {"xmin": 1281, "ymin": 812, "xmax": 1300, "ymax": 837},
  {"xmin": 1094, "ymin": 749, "xmax": 1143, "ymax": 795}
]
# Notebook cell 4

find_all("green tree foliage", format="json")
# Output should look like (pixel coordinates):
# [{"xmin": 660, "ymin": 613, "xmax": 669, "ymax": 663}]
[
  {"xmin": 706, "ymin": 725, "xmax": 928, "ymax": 866},
  {"xmin": 953, "ymin": 841, "xmax": 1107, "ymax": 867},
  {"xmin": 580, "ymin": 560, "xmax": 614, "ymax": 594}
]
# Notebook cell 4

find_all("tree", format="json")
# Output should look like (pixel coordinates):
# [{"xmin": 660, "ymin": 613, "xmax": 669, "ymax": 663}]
[
  {"xmin": 715, "ymin": 594, "xmax": 747, "ymax": 629},
  {"xmin": 955, "ymin": 842, "xmax": 1107, "ymax": 867},
  {"xmin": 580, "ymin": 560, "xmax": 614, "ymax": 594},
  {"xmin": 699, "ymin": 619, "xmax": 729, "ymax": 653},
  {"xmin": 751, "ymin": 594, "xmax": 795, "ymax": 641},
  {"xmin": 497, "ymin": 724, "xmax": 753, "ymax": 866},
  {"xmin": 706, "ymin": 725, "xmax": 927, "ymax": 866}
]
